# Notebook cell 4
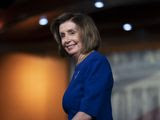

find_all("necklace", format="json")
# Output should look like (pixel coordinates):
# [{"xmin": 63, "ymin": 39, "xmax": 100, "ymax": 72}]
[{"xmin": 77, "ymin": 50, "xmax": 94, "ymax": 65}]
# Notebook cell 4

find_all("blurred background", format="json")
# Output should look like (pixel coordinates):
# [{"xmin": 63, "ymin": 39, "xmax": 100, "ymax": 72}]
[{"xmin": 0, "ymin": 0, "xmax": 160, "ymax": 120}]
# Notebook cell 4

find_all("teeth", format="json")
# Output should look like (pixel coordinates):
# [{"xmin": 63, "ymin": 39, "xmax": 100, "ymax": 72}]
[
  {"xmin": 68, "ymin": 45, "xmax": 73, "ymax": 49},
  {"xmin": 66, "ymin": 44, "xmax": 74, "ymax": 48}
]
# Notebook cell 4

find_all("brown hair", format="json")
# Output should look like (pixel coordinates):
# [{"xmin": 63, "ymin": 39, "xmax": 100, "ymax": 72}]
[{"xmin": 50, "ymin": 12, "xmax": 101, "ymax": 57}]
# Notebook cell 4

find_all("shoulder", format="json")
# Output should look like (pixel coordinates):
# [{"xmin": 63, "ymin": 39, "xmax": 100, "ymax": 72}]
[
  {"xmin": 77, "ymin": 50, "xmax": 111, "ymax": 71},
  {"xmin": 87, "ymin": 50, "xmax": 110, "ymax": 65},
  {"xmin": 77, "ymin": 51, "xmax": 111, "ymax": 71}
]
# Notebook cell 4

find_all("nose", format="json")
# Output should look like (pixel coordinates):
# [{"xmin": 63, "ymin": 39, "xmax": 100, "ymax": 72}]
[{"xmin": 64, "ymin": 35, "xmax": 71, "ymax": 43}]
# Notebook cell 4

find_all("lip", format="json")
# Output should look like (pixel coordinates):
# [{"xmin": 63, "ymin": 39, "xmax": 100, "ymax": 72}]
[{"xmin": 65, "ymin": 44, "xmax": 76, "ymax": 48}]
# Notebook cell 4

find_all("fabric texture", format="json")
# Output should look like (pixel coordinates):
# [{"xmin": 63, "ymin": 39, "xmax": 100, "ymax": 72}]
[{"xmin": 62, "ymin": 50, "xmax": 114, "ymax": 120}]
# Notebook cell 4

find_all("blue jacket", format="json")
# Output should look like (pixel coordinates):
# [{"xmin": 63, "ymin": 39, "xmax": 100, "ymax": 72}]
[{"xmin": 62, "ymin": 50, "xmax": 114, "ymax": 120}]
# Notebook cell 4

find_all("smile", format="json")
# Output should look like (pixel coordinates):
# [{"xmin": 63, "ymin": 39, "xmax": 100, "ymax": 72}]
[{"xmin": 66, "ymin": 44, "xmax": 76, "ymax": 49}]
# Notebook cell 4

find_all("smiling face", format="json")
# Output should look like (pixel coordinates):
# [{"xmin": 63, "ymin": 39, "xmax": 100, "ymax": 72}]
[{"xmin": 59, "ymin": 20, "xmax": 83, "ymax": 58}]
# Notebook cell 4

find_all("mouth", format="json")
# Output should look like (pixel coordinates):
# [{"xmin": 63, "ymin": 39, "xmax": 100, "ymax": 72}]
[{"xmin": 65, "ymin": 44, "xmax": 76, "ymax": 49}]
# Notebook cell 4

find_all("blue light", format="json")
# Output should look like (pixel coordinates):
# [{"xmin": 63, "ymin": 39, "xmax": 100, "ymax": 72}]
[
  {"xmin": 39, "ymin": 16, "xmax": 48, "ymax": 26},
  {"xmin": 123, "ymin": 23, "xmax": 132, "ymax": 31},
  {"xmin": 94, "ymin": 1, "xmax": 104, "ymax": 8}
]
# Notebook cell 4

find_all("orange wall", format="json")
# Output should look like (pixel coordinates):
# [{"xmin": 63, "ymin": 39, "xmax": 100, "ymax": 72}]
[{"xmin": 0, "ymin": 53, "xmax": 69, "ymax": 120}]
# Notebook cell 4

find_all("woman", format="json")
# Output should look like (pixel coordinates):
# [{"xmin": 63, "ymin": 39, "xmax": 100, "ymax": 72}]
[{"xmin": 50, "ymin": 12, "xmax": 114, "ymax": 120}]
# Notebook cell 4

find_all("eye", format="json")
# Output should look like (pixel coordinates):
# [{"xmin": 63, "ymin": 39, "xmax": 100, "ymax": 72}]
[
  {"xmin": 60, "ymin": 33, "xmax": 65, "ymax": 38},
  {"xmin": 68, "ymin": 30, "xmax": 76, "ymax": 35},
  {"xmin": 70, "ymin": 31, "xmax": 75, "ymax": 34}
]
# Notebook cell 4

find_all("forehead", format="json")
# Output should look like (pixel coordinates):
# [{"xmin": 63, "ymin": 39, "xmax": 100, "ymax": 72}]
[{"xmin": 59, "ymin": 21, "xmax": 78, "ymax": 32}]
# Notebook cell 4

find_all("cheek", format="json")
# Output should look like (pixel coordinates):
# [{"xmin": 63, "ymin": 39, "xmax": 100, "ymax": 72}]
[
  {"xmin": 61, "ymin": 39, "xmax": 65, "ymax": 46},
  {"xmin": 79, "ymin": 42, "xmax": 83, "ymax": 49},
  {"xmin": 78, "ymin": 38, "xmax": 83, "ymax": 47},
  {"xmin": 77, "ymin": 34, "xmax": 83, "ymax": 44}
]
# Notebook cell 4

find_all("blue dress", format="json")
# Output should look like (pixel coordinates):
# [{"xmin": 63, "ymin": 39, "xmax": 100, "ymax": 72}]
[{"xmin": 62, "ymin": 50, "xmax": 114, "ymax": 120}]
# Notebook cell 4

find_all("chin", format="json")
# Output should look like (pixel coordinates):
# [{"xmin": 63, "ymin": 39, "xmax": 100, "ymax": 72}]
[
  {"xmin": 67, "ymin": 52, "xmax": 76, "ymax": 56},
  {"xmin": 67, "ymin": 50, "xmax": 79, "ymax": 56}
]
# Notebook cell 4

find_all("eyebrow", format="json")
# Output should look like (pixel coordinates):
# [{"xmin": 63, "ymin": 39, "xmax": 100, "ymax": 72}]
[
  {"xmin": 60, "ymin": 28, "xmax": 76, "ymax": 34},
  {"xmin": 67, "ymin": 29, "xmax": 76, "ymax": 32}
]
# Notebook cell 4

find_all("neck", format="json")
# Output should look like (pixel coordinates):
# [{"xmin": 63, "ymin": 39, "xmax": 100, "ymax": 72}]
[{"xmin": 73, "ymin": 51, "xmax": 93, "ymax": 65}]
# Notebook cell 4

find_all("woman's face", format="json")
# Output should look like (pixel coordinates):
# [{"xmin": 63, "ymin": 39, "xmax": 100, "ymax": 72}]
[{"xmin": 59, "ymin": 20, "xmax": 83, "ymax": 57}]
